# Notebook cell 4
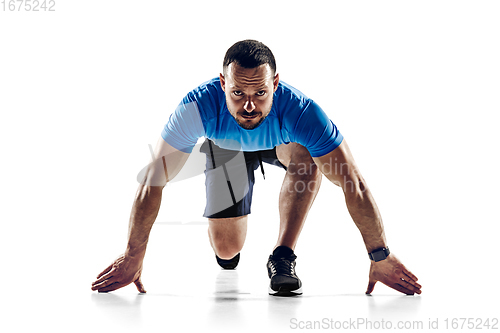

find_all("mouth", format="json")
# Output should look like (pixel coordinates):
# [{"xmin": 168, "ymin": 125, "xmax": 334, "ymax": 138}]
[
  {"xmin": 240, "ymin": 113, "xmax": 260, "ymax": 120},
  {"xmin": 236, "ymin": 112, "xmax": 265, "ymax": 129}
]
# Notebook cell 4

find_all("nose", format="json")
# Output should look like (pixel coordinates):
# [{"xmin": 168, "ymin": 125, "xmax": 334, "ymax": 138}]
[{"xmin": 243, "ymin": 98, "xmax": 256, "ymax": 113}]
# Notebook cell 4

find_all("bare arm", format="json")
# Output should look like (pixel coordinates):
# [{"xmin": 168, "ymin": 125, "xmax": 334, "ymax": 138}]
[
  {"xmin": 313, "ymin": 139, "xmax": 421, "ymax": 295},
  {"xmin": 126, "ymin": 138, "xmax": 190, "ymax": 258},
  {"xmin": 91, "ymin": 138, "xmax": 190, "ymax": 293},
  {"xmin": 313, "ymin": 139, "xmax": 386, "ymax": 252}
]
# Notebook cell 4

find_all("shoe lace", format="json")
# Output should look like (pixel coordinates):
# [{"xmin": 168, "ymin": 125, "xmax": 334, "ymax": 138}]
[{"xmin": 270, "ymin": 256, "xmax": 296, "ymax": 276}]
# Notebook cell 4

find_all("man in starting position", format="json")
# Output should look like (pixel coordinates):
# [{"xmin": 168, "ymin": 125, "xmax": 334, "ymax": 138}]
[{"xmin": 91, "ymin": 40, "xmax": 422, "ymax": 296}]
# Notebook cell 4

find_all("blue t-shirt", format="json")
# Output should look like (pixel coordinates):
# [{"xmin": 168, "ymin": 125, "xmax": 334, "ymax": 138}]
[{"xmin": 161, "ymin": 77, "xmax": 343, "ymax": 157}]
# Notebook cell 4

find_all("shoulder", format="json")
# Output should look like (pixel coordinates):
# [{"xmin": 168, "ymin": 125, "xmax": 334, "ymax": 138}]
[
  {"xmin": 274, "ymin": 80, "xmax": 309, "ymax": 106},
  {"xmin": 185, "ymin": 77, "xmax": 224, "ymax": 103},
  {"xmin": 275, "ymin": 80, "xmax": 311, "ymax": 110},
  {"xmin": 275, "ymin": 80, "xmax": 318, "ymax": 129},
  {"xmin": 181, "ymin": 77, "xmax": 224, "ymax": 123}
]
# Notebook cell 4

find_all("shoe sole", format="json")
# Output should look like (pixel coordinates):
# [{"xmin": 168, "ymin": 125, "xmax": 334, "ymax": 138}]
[{"xmin": 268, "ymin": 286, "xmax": 303, "ymax": 297}]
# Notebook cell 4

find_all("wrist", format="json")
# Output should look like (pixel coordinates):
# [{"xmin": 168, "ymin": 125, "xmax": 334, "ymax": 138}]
[
  {"xmin": 125, "ymin": 244, "xmax": 147, "ymax": 260},
  {"xmin": 368, "ymin": 247, "xmax": 390, "ymax": 262}
]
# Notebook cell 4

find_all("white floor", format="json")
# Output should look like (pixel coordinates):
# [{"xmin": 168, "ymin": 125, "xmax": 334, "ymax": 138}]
[
  {"xmin": 6, "ymin": 244, "xmax": 499, "ymax": 333},
  {"xmin": 4, "ymin": 169, "xmax": 499, "ymax": 333}
]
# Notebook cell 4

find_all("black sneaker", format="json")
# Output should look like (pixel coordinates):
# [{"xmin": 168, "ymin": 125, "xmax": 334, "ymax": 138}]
[
  {"xmin": 267, "ymin": 246, "xmax": 302, "ymax": 296},
  {"xmin": 216, "ymin": 253, "xmax": 240, "ymax": 269}
]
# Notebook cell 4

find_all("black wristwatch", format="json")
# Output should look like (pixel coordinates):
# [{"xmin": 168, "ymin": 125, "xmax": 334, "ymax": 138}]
[{"xmin": 368, "ymin": 247, "xmax": 390, "ymax": 262}]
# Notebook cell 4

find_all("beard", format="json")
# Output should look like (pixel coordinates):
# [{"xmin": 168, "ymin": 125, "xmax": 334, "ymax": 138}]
[
  {"xmin": 235, "ymin": 112, "xmax": 265, "ymax": 129},
  {"xmin": 226, "ymin": 96, "xmax": 273, "ymax": 130}
]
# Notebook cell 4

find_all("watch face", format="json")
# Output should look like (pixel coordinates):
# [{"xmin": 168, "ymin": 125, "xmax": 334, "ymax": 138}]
[
  {"xmin": 370, "ymin": 248, "xmax": 389, "ymax": 262},
  {"xmin": 372, "ymin": 251, "xmax": 387, "ymax": 262}
]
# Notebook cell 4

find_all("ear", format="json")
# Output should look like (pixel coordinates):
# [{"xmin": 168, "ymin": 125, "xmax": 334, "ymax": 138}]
[
  {"xmin": 273, "ymin": 73, "xmax": 280, "ymax": 92},
  {"xmin": 219, "ymin": 73, "xmax": 226, "ymax": 92}
]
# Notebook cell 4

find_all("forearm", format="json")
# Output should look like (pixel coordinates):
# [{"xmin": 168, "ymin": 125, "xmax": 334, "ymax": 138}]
[
  {"xmin": 124, "ymin": 139, "xmax": 186, "ymax": 258},
  {"xmin": 344, "ymin": 179, "xmax": 387, "ymax": 253},
  {"xmin": 125, "ymin": 184, "xmax": 163, "ymax": 258},
  {"xmin": 314, "ymin": 140, "xmax": 389, "ymax": 255}
]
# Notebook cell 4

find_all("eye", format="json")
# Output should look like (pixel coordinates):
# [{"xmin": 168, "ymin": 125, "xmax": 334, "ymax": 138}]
[
  {"xmin": 233, "ymin": 91, "xmax": 243, "ymax": 96},
  {"xmin": 256, "ymin": 90, "xmax": 266, "ymax": 96}
]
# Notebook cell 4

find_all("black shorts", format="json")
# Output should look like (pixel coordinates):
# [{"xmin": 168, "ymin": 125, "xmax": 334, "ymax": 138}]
[{"xmin": 199, "ymin": 138, "xmax": 287, "ymax": 218}]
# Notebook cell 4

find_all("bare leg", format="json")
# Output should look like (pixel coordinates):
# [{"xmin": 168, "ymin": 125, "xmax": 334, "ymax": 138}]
[
  {"xmin": 207, "ymin": 215, "xmax": 248, "ymax": 259},
  {"xmin": 275, "ymin": 143, "xmax": 322, "ymax": 251}
]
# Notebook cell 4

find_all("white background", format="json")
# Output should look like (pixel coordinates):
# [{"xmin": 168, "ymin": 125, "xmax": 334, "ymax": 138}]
[{"xmin": 1, "ymin": 1, "xmax": 499, "ymax": 332}]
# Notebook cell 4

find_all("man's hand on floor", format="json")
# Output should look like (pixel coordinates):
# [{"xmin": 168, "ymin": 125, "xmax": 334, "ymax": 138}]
[
  {"xmin": 366, "ymin": 253, "xmax": 422, "ymax": 295},
  {"xmin": 91, "ymin": 254, "xmax": 146, "ymax": 293}
]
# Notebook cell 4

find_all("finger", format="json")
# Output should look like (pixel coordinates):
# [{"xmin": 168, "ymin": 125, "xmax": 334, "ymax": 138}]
[
  {"xmin": 403, "ymin": 268, "xmax": 418, "ymax": 281},
  {"xmin": 400, "ymin": 279, "xmax": 422, "ymax": 294},
  {"xmin": 401, "ymin": 270, "xmax": 416, "ymax": 283},
  {"xmin": 402, "ymin": 273, "xmax": 422, "ymax": 290},
  {"xmin": 366, "ymin": 280, "xmax": 377, "ymax": 294},
  {"xmin": 98, "ymin": 282, "xmax": 123, "ymax": 293},
  {"xmin": 134, "ymin": 278, "xmax": 146, "ymax": 293},
  {"xmin": 92, "ymin": 271, "xmax": 114, "ymax": 286},
  {"xmin": 96, "ymin": 264, "xmax": 113, "ymax": 279},
  {"xmin": 91, "ymin": 277, "xmax": 117, "ymax": 291},
  {"xmin": 391, "ymin": 283, "xmax": 415, "ymax": 295},
  {"xmin": 403, "ymin": 278, "xmax": 422, "ymax": 289}
]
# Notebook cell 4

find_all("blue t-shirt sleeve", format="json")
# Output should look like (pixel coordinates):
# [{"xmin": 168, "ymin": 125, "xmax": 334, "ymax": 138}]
[
  {"xmin": 289, "ymin": 100, "xmax": 343, "ymax": 157},
  {"xmin": 161, "ymin": 96, "xmax": 206, "ymax": 153}
]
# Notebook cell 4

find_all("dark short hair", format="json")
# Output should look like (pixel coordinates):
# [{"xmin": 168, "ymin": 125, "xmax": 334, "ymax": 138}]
[{"xmin": 223, "ymin": 39, "xmax": 276, "ymax": 75}]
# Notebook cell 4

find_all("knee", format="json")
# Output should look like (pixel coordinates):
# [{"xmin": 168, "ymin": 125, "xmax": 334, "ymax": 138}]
[
  {"xmin": 211, "ymin": 239, "xmax": 243, "ymax": 260},
  {"xmin": 208, "ymin": 218, "xmax": 246, "ymax": 259}
]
